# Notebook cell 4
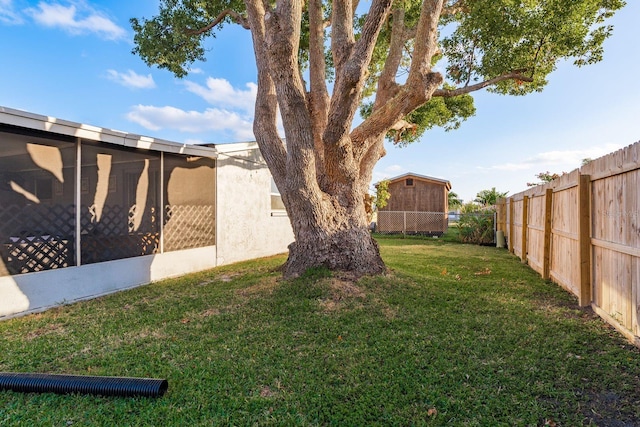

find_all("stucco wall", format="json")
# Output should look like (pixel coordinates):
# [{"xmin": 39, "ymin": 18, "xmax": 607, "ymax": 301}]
[
  {"xmin": 214, "ymin": 143, "xmax": 294, "ymax": 266},
  {"xmin": 0, "ymin": 246, "xmax": 217, "ymax": 319},
  {"xmin": 0, "ymin": 107, "xmax": 296, "ymax": 319}
]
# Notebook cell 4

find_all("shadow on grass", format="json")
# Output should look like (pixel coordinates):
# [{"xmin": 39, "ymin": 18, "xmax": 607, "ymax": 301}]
[{"xmin": 0, "ymin": 238, "xmax": 638, "ymax": 426}]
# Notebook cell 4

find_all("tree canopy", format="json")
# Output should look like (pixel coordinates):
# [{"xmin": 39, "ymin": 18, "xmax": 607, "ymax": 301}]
[
  {"xmin": 132, "ymin": 0, "xmax": 624, "ymax": 145},
  {"xmin": 526, "ymin": 170, "xmax": 566, "ymax": 187},
  {"xmin": 132, "ymin": 0, "xmax": 625, "ymax": 277},
  {"xmin": 475, "ymin": 187, "xmax": 508, "ymax": 206},
  {"xmin": 448, "ymin": 191, "xmax": 463, "ymax": 210}
]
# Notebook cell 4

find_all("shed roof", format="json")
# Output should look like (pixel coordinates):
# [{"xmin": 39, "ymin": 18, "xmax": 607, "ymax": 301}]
[
  {"xmin": 380, "ymin": 172, "xmax": 451, "ymax": 190},
  {"xmin": 0, "ymin": 106, "xmax": 218, "ymax": 158}
]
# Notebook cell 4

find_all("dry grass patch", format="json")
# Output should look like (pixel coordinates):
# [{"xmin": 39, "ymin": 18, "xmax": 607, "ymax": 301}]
[
  {"xmin": 318, "ymin": 278, "xmax": 367, "ymax": 313},
  {"xmin": 23, "ymin": 322, "xmax": 67, "ymax": 341},
  {"xmin": 199, "ymin": 308, "xmax": 222, "ymax": 317},
  {"xmin": 236, "ymin": 276, "xmax": 280, "ymax": 298}
]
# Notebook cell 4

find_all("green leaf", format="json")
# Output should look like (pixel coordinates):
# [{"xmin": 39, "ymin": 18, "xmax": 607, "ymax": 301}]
[{"xmin": 131, "ymin": 0, "xmax": 245, "ymax": 78}]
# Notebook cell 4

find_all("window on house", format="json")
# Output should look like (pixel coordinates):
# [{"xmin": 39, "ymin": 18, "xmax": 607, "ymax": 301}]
[
  {"xmin": 270, "ymin": 178, "xmax": 286, "ymax": 212},
  {"xmin": 406, "ymin": 178, "xmax": 414, "ymax": 186}
]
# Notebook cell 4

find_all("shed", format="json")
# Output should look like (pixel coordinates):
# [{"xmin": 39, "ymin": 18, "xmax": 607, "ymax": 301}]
[
  {"xmin": 0, "ymin": 106, "xmax": 293, "ymax": 318},
  {"xmin": 376, "ymin": 173, "xmax": 451, "ymax": 235}
]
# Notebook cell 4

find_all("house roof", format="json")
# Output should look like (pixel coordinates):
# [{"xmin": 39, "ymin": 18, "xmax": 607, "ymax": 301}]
[
  {"xmin": 0, "ymin": 105, "xmax": 218, "ymax": 158},
  {"xmin": 212, "ymin": 141, "xmax": 259, "ymax": 153},
  {"xmin": 379, "ymin": 172, "xmax": 451, "ymax": 190}
]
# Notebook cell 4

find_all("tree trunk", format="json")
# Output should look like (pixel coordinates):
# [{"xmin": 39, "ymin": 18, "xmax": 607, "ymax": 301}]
[
  {"xmin": 283, "ymin": 198, "xmax": 385, "ymax": 278},
  {"xmin": 244, "ymin": 0, "xmax": 395, "ymax": 279}
]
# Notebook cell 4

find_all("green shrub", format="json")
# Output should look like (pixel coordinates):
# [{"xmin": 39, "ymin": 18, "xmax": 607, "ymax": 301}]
[{"xmin": 457, "ymin": 212, "xmax": 495, "ymax": 244}]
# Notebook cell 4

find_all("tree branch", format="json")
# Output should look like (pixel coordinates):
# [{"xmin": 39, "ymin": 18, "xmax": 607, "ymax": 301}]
[
  {"xmin": 322, "ymin": 0, "xmax": 393, "ymax": 184},
  {"xmin": 406, "ymin": 0, "xmax": 444, "ymax": 87},
  {"xmin": 441, "ymin": 0, "xmax": 467, "ymax": 17},
  {"xmin": 184, "ymin": 9, "xmax": 250, "ymax": 34},
  {"xmin": 351, "ymin": 71, "xmax": 442, "ymax": 149},
  {"xmin": 433, "ymin": 71, "xmax": 533, "ymax": 97},
  {"xmin": 353, "ymin": 0, "xmax": 444, "ymax": 161},
  {"xmin": 331, "ymin": 0, "xmax": 355, "ymax": 72},
  {"xmin": 374, "ymin": 7, "xmax": 408, "ymax": 109},
  {"xmin": 260, "ymin": 0, "xmax": 326, "ymax": 200},
  {"xmin": 308, "ymin": 0, "xmax": 330, "ymax": 183},
  {"xmin": 325, "ymin": 0, "xmax": 393, "ymax": 140},
  {"xmin": 322, "ymin": 0, "xmax": 359, "ymax": 30},
  {"xmin": 244, "ymin": 0, "xmax": 285, "ymax": 187}
]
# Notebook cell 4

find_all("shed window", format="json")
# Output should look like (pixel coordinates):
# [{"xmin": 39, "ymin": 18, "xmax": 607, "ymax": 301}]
[{"xmin": 405, "ymin": 178, "xmax": 414, "ymax": 186}]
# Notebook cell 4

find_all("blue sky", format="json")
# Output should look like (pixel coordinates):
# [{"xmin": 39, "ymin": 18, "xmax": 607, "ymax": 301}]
[{"xmin": 1, "ymin": 0, "xmax": 638, "ymax": 203}]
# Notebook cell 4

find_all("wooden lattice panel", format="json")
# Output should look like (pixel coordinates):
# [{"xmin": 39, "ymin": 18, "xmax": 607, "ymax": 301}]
[
  {"xmin": 377, "ymin": 211, "xmax": 404, "ymax": 233},
  {"xmin": 1, "ymin": 202, "xmax": 215, "ymax": 273},
  {"xmin": 0, "ymin": 204, "xmax": 75, "ymax": 276},
  {"xmin": 377, "ymin": 211, "xmax": 447, "ymax": 235},
  {"xmin": 80, "ymin": 204, "xmax": 159, "ymax": 264},
  {"xmin": 5, "ymin": 239, "xmax": 72, "ymax": 274},
  {"xmin": 164, "ymin": 205, "xmax": 215, "ymax": 252}
]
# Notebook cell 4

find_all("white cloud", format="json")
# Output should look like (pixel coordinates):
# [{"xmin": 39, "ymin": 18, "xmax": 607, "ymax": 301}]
[
  {"xmin": 481, "ymin": 143, "xmax": 626, "ymax": 172},
  {"xmin": 522, "ymin": 143, "xmax": 625, "ymax": 166},
  {"xmin": 124, "ymin": 78, "xmax": 287, "ymax": 142},
  {"xmin": 26, "ymin": 1, "xmax": 126, "ymax": 40},
  {"xmin": 107, "ymin": 69, "xmax": 156, "ymax": 89},
  {"xmin": 383, "ymin": 164, "xmax": 406, "ymax": 175},
  {"xmin": 126, "ymin": 105, "xmax": 254, "ymax": 141},
  {"xmin": 0, "ymin": 0, "xmax": 23, "ymax": 24},
  {"xmin": 184, "ymin": 78, "xmax": 257, "ymax": 113},
  {"xmin": 371, "ymin": 164, "xmax": 407, "ymax": 186},
  {"xmin": 188, "ymin": 68, "xmax": 205, "ymax": 75}
]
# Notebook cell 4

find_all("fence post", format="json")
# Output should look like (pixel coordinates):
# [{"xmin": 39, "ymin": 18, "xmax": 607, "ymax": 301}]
[
  {"xmin": 508, "ymin": 198, "xmax": 514, "ymax": 253},
  {"xmin": 403, "ymin": 211, "xmax": 407, "ymax": 235},
  {"xmin": 543, "ymin": 188, "xmax": 553, "ymax": 280},
  {"xmin": 578, "ymin": 174, "xmax": 592, "ymax": 307},
  {"xmin": 521, "ymin": 196, "xmax": 529, "ymax": 263},
  {"xmin": 495, "ymin": 198, "xmax": 507, "ymax": 233}
]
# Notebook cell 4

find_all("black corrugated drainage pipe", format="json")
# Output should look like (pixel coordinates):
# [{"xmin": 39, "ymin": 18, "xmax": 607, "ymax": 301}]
[{"xmin": 0, "ymin": 373, "xmax": 168, "ymax": 398}]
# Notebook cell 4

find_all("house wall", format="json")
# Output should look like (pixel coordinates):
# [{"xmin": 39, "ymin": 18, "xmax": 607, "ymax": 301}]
[
  {"xmin": 214, "ymin": 143, "xmax": 294, "ymax": 266},
  {"xmin": 0, "ymin": 246, "xmax": 217, "ymax": 318},
  {"xmin": 0, "ymin": 107, "xmax": 293, "ymax": 319}
]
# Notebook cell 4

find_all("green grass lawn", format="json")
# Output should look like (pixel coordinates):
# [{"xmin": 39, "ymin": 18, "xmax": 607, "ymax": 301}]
[{"xmin": 1, "ymin": 235, "xmax": 639, "ymax": 426}]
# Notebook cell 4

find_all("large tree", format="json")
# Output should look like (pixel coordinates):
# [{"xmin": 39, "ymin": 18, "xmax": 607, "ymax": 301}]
[{"xmin": 132, "ymin": 0, "xmax": 624, "ymax": 278}]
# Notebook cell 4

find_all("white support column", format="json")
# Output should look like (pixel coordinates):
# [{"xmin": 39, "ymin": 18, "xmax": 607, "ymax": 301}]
[
  {"xmin": 160, "ymin": 151, "xmax": 164, "ymax": 254},
  {"xmin": 75, "ymin": 138, "xmax": 82, "ymax": 266}
]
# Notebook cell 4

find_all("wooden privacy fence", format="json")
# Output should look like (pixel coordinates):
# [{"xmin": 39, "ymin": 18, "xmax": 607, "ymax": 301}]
[{"xmin": 497, "ymin": 141, "xmax": 640, "ymax": 346}]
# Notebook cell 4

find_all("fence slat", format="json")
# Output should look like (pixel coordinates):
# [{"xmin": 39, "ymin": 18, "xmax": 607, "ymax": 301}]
[
  {"xmin": 578, "ymin": 174, "xmax": 591, "ymax": 307},
  {"xmin": 508, "ymin": 198, "xmax": 514, "ymax": 253},
  {"xmin": 543, "ymin": 188, "xmax": 553, "ymax": 280},
  {"xmin": 521, "ymin": 196, "xmax": 529, "ymax": 263}
]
